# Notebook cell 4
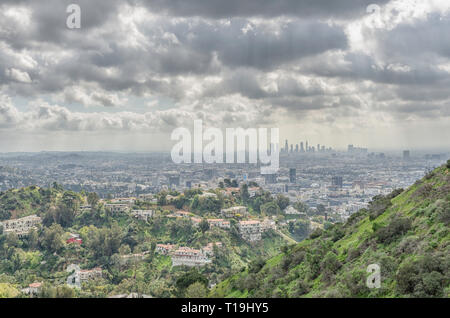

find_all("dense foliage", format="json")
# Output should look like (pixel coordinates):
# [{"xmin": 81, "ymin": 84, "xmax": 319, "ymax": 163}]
[{"xmin": 212, "ymin": 163, "xmax": 450, "ymax": 298}]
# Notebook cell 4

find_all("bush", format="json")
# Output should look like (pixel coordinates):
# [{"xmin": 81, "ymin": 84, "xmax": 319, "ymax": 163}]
[{"xmin": 375, "ymin": 216, "xmax": 412, "ymax": 244}]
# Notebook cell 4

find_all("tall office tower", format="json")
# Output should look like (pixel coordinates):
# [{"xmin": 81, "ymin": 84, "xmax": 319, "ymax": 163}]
[
  {"xmin": 290, "ymin": 144, "xmax": 293, "ymax": 153},
  {"xmin": 331, "ymin": 176, "xmax": 343, "ymax": 188},
  {"xmin": 285, "ymin": 140, "xmax": 289, "ymax": 152},
  {"xmin": 289, "ymin": 168, "xmax": 296, "ymax": 183},
  {"xmin": 186, "ymin": 181, "xmax": 192, "ymax": 189},
  {"xmin": 295, "ymin": 144, "xmax": 299, "ymax": 152},
  {"xmin": 317, "ymin": 144, "xmax": 320, "ymax": 152},
  {"xmin": 205, "ymin": 169, "xmax": 215, "ymax": 180},
  {"xmin": 321, "ymin": 145, "xmax": 325, "ymax": 152},
  {"xmin": 300, "ymin": 142, "xmax": 305, "ymax": 152},
  {"xmin": 169, "ymin": 174, "xmax": 180, "ymax": 187},
  {"xmin": 312, "ymin": 146, "xmax": 315, "ymax": 152},
  {"xmin": 305, "ymin": 141, "xmax": 309, "ymax": 152},
  {"xmin": 264, "ymin": 173, "xmax": 277, "ymax": 184},
  {"xmin": 348, "ymin": 144, "xmax": 354, "ymax": 153},
  {"xmin": 403, "ymin": 150, "xmax": 410, "ymax": 159}
]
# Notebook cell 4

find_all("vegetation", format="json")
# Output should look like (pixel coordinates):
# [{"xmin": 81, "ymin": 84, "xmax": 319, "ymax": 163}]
[
  {"xmin": 212, "ymin": 163, "xmax": 450, "ymax": 298},
  {"xmin": 0, "ymin": 181, "xmax": 289, "ymax": 298}
]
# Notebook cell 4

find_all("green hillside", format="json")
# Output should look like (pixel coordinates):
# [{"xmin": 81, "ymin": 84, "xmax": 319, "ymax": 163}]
[
  {"xmin": 212, "ymin": 162, "xmax": 450, "ymax": 298},
  {"xmin": 0, "ymin": 183, "xmax": 288, "ymax": 298}
]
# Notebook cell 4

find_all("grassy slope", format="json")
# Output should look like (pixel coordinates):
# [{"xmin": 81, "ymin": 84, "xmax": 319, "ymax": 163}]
[{"xmin": 213, "ymin": 164, "xmax": 450, "ymax": 298}]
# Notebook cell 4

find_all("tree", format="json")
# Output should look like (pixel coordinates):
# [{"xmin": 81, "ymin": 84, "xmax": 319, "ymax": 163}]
[
  {"xmin": 261, "ymin": 201, "xmax": 281, "ymax": 216},
  {"xmin": 40, "ymin": 224, "xmax": 65, "ymax": 253},
  {"xmin": 316, "ymin": 204, "xmax": 326, "ymax": 215},
  {"xmin": 87, "ymin": 192, "xmax": 100, "ymax": 207},
  {"xmin": 288, "ymin": 219, "xmax": 310, "ymax": 240},
  {"xmin": 276, "ymin": 194, "xmax": 290, "ymax": 210},
  {"xmin": 199, "ymin": 219, "xmax": 210, "ymax": 233},
  {"xmin": 0, "ymin": 283, "xmax": 19, "ymax": 298},
  {"xmin": 176, "ymin": 269, "xmax": 208, "ymax": 296},
  {"xmin": 240, "ymin": 184, "xmax": 250, "ymax": 203},
  {"xmin": 0, "ymin": 209, "xmax": 11, "ymax": 222},
  {"xmin": 185, "ymin": 281, "xmax": 208, "ymax": 298}
]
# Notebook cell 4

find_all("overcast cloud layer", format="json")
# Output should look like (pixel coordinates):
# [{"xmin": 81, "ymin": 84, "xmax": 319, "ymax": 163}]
[{"xmin": 0, "ymin": 0, "xmax": 449, "ymax": 151}]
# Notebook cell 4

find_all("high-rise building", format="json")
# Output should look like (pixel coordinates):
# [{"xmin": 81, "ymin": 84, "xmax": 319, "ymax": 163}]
[
  {"xmin": 317, "ymin": 144, "xmax": 320, "ymax": 152},
  {"xmin": 300, "ymin": 142, "xmax": 304, "ymax": 152},
  {"xmin": 290, "ymin": 144, "xmax": 293, "ymax": 153},
  {"xmin": 331, "ymin": 176, "xmax": 343, "ymax": 188},
  {"xmin": 403, "ymin": 150, "xmax": 410, "ymax": 159},
  {"xmin": 264, "ymin": 173, "xmax": 277, "ymax": 184},
  {"xmin": 285, "ymin": 140, "xmax": 289, "ymax": 152},
  {"xmin": 169, "ymin": 175, "xmax": 180, "ymax": 187},
  {"xmin": 289, "ymin": 168, "xmax": 296, "ymax": 183},
  {"xmin": 295, "ymin": 144, "xmax": 299, "ymax": 152},
  {"xmin": 305, "ymin": 141, "xmax": 309, "ymax": 152}
]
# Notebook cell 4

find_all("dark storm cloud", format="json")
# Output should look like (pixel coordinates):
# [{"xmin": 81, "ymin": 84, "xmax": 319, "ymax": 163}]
[
  {"xmin": 136, "ymin": 0, "xmax": 390, "ymax": 19},
  {"xmin": 0, "ymin": 0, "xmax": 448, "ymax": 131}
]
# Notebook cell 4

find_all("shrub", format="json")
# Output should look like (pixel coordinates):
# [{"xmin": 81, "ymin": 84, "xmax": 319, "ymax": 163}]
[{"xmin": 375, "ymin": 216, "xmax": 412, "ymax": 244}]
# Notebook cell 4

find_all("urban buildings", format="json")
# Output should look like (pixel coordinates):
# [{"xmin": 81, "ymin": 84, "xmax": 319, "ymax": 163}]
[
  {"xmin": 0, "ymin": 215, "xmax": 42, "ymax": 236},
  {"xmin": 221, "ymin": 206, "xmax": 248, "ymax": 218},
  {"xmin": 238, "ymin": 220, "xmax": 262, "ymax": 242}
]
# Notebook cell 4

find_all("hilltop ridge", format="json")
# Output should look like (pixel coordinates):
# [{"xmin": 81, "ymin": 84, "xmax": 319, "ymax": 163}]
[{"xmin": 212, "ymin": 161, "xmax": 450, "ymax": 298}]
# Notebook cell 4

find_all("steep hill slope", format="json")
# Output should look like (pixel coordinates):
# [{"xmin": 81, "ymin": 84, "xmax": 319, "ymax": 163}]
[{"xmin": 212, "ymin": 162, "xmax": 450, "ymax": 298}]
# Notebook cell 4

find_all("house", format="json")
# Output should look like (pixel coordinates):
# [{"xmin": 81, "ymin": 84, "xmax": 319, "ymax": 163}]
[
  {"xmin": 67, "ymin": 264, "xmax": 102, "ymax": 288},
  {"xmin": 110, "ymin": 198, "xmax": 135, "ymax": 206},
  {"xmin": 201, "ymin": 242, "xmax": 223, "ymax": 256},
  {"xmin": 105, "ymin": 203, "xmax": 129, "ymax": 213},
  {"xmin": 191, "ymin": 217, "xmax": 230, "ymax": 230},
  {"xmin": 238, "ymin": 220, "xmax": 262, "ymax": 242},
  {"xmin": 79, "ymin": 268, "xmax": 102, "ymax": 282},
  {"xmin": 138, "ymin": 193, "xmax": 154, "ymax": 201},
  {"xmin": 155, "ymin": 243, "xmax": 176, "ymax": 255},
  {"xmin": 284, "ymin": 206, "xmax": 302, "ymax": 215},
  {"xmin": 0, "ymin": 215, "xmax": 42, "ymax": 236},
  {"xmin": 248, "ymin": 187, "xmax": 261, "ymax": 197},
  {"xmin": 207, "ymin": 219, "xmax": 230, "ymax": 229},
  {"xmin": 171, "ymin": 247, "xmax": 212, "ymax": 267},
  {"xmin": 120, "ymin": 251, "xmax": 150, "ymax": 264},
  {"xmin": 67, "ymin": 237, "xmax": 82, "ymax": 245},
  {"xmin": 199, "ymin": 192, "xmax": 217, "ymax": 198},
  {"xmin": 80, "ymin": 205, "xmax": 92, "ymax": 212},
  {"xmin": 221, "ymin": 206, "xmax": 248, "ymax": 218},
  {"xmin": 131, "ymin": 209, "xmax": 154, "ymax": 221},
  {"xmin": 21, "ymin": 282, "xmax": 43, "ymax": 296},
  {"xmin": 191, "ymin": 217, "xmax": 202, "ymax": 227},
  {"xmin": 168, "ymin": 210, "xmax": 192, "ymax": 218},
  {"xmin": 261, "ymin": 218, "xmax": 276, "ymax": 231}
]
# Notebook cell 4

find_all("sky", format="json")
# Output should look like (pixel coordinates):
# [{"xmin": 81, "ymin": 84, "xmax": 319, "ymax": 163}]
[{"xmin": 0, "ymin": 0, "xmax": 449, "ymax": 152}]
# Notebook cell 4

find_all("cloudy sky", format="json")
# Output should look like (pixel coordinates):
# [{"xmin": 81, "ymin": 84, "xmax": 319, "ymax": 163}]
[{"xmin": 0, "ymin": 0, "xmax": 449, "ymax": 152}]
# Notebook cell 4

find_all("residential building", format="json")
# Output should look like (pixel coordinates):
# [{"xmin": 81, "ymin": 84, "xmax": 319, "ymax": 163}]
[
  {"xmin": 221, "ymin": 206, "xmax": 248, "ymax": 218},
  {"xmin": 105, "ymin": 203, "xmax": 129, "ymax": 213},
  {"xmin": 131, "ymin": 209, "xmax": 154, "ymax": 221},
  {"xmin": 155, "ymin": 243, "xmax": 176, "ymax": 255},
  {"xmin": 171, "ymin": 247, "xmax": 212, "ymax": 267},
  {"xmin": 238, "ymin": 220, "xmax": 262, "ymax": 242},
  {"xmin": 0, "ymin": 215, "xmax": 42, "ymax": 236}
]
